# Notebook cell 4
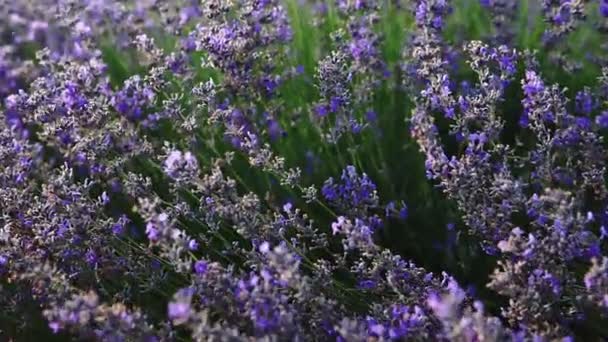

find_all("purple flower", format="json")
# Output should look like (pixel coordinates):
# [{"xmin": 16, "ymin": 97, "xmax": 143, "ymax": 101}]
[
  {"xmin": 85, "ymin": 250, "xmax": 98, "ymax": 266},
  {"xmin": 349, "ymin": 36, "xmax": 375, "ymax": 62},
  {"xmin": 168, "ymin": 302, "xmax": 191, "ymax": 322},
  {"xmin": 163, "ymin": 150, "xmax": 198, "ymax": 179},
  {"xmin": 315, "ymin": 104, "xmax": 329, "ymax": 118},
  {"xmin": 322, "ymin": 165, "xmax": 378, "ymax": 213},
  {"xmin": 100, "ymin": 191, "xmax": 110, "ymax": 205},
  {"xmin": 331, "ymin": 216, "xmax": 347, "ymax": 235},
  {"xmin": 584, "ymin": 257, "xmax": 608, "ymax": 310},
  {"xmin": 399, "ymin": 206, "xmax": 409, "ymax": 220},
  {"xmin": 575, "ymin": 89, "xmax": 594, "ymax": 115},
  {"xmin": 111, "ymin": 215, "xmax": 129, "ymax": 235},
  {"xmin": 596, "ymin": 111, "xmax": 608, "ymax": 129},
  {"xmin": 168, "ymin": 288, "xmax": 194, "ymax": 325},
  {"xmin": 0, "ymin": 255, "xmax": 8, "ymax": 268},
  {"xmin": 357, "ymin": 279, "xmax": 377, "ymax": 289},
  {"xmin": 188, "ymin": 239, "xmax": 199, "ymax": 251},
  {"xmin": 523, "ymin": 71, "xmax": 545, "ymax": 96},
  {"xmin": 112, "ymin": 76, "xmax": 154, "ymax": 121},
  {"xmin": 164, "ymin": 151, "xmax": 185, "ymax": 175},
  {"xmin": 194, "ymin": 260, "xmax": 208, "ymax": 275},
  {"xmin": 601, "ymin": 0, "xmax": 608, "ymax": 17},
  {"xmin": 365, "ymin": 110, "xmax": 377, "ymax": 122}
]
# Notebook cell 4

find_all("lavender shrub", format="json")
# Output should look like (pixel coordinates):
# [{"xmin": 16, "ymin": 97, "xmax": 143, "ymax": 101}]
[{"xmin": 1, "ymin": 0, "xmax": 608, "ymax": 340}]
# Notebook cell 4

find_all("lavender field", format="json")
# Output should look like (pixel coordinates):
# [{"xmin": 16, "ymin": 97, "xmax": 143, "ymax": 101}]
[{"xmin": 2, "ymin": 0, "xmax": 608, "ymax": 340}]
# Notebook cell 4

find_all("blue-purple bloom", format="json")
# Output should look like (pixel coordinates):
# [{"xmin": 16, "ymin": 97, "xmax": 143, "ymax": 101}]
[{"xmin": 1, "ymin": 0, "xmax": 608, "ymax": 340}]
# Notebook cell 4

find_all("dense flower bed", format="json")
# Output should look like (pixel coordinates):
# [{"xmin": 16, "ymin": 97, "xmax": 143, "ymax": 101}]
[{"xmin": 2, "ymin": 0, "xmax": 608, "ymax": 340}]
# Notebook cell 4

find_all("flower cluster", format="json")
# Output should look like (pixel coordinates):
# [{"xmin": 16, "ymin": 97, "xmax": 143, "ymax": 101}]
[{"xmin": 1, "ymin": 0, "xmax": 608, "ymax": 340}]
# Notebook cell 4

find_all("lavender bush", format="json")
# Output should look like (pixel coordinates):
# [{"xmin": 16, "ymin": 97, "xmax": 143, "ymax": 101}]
[{"xmin": 2, "ymin": 0, "xmax": 608, "ymax": 340}]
